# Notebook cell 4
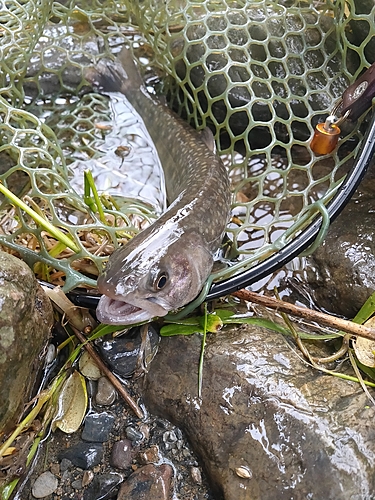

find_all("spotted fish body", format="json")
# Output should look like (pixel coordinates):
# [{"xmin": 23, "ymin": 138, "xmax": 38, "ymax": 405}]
[{"xmin": 89, "ymin": 48, "xmax": 231, "ymax": 325}]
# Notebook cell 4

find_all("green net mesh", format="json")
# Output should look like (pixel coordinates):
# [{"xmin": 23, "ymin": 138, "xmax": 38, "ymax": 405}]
[{"xmin": 0, "ymin": 0, "xmax": 373, "ymax": 292}]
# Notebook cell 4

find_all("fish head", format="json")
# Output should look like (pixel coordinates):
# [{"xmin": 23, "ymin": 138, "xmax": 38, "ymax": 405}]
[{"xmin": 96, "ymin": 232, "xmax": 213, "ymax": 325}]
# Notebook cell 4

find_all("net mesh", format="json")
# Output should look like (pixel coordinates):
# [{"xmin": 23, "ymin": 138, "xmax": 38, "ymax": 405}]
[{"xmin": 0, "ymin": 0, "xmax": 373, "ymax": 292}]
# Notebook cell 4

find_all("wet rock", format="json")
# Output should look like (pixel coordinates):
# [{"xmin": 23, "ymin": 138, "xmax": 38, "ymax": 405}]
[
  {"xmin": 125, "ymin": 425, "xmax": 144, "ymax": 443},
  {"xmin": 110, "ymin": 439, "xmax": 132, "ymax": 470},
  {"xmin": 117, "ymin": 464, "xmax": 173, "ymax": 500},
  {"xmin": 96, "ymin": 376, "xmax": 117, "ymax": 406},
  {"xmin": 82, "ymin": 470, "xmax": 94, "ymax": 487},
  {"xmin": 138, "ymin": 445, "xmax": 160, "ymax": 464},
  {"xmin": 82, "ymin": 472, "xmax": 123, "ymax": 500},
  {"xmin": 306, "ymin": 170, "xmax": 375, "ymax": 317},
  {"xmin": 96, "ymin": 325, "xmax": 159, "ymax": 378},
  {"xmin": 81, "ymin": 412, "xmax": 115, "ymax": 442},
  {"xmin": 142, "ymin": 326, "xmax": 375, "ymax": 500},
  {"xmin": 59, "ymin": 458, "xmax": 72, "ymax": 473},
  {"xmin": 0, "ymin": 252, "xmax": 53, "ymax": 434},
  {"xmin": 71, "ymin": 478, "xmax": 83, "ymax": 490},
  {"xmin": 59, "ymin": 442, "xmax": 104, "ymax": 469},
  {"xmin": 32, "ymin": 470, "xmax": 58, "ymax": 498}
]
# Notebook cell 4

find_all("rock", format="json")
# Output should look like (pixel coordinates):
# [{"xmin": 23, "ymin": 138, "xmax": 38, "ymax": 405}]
[
  {"xmin": 125, "ymin": 426, "xmax": 144, "ymax": 443},
  {"xmin": 305, "ymin": 168, "xmax": 375, "ymax": 317},
  {"xmin": 96, "ymin": 324, "xmax": 159, "ymax": 378},
  {"xmin": 0, "ymin": 252, "xmax": 53, "ymax": 434},
  {"xmin": 116, "ymin": 464, "xmax": 173, "ymax": 500},
  {"xmin": 138, "ymin": 445, "xmax": 160, "ymax": 465},
  {"xmin": 81, "ymin": 412, "xmax": 115, "ymax": 442},
  {"xmin": 71, "ymin": 478, "xmax": 83, "ymax": 490},
  {"xmin": 31, "ymin": 471, "xmax": 58, "ymax": 498},
  {"xmin": 95, "ymin": 376, "xmax": 117, "ymax": 406},
  {"xmin": 59, "ymin": 442, "xmax": 104, "ymax": 469},
  {"xmin": 82, "ymin": 472, "xmax": 123, "ymax": 500},
  {"xmin": 142, "ymin": 326, "xmax": 375, "ymax": 500},
  {"xmin": 110, "ymin": 439, "xmax": 132, "ymax": 470}
]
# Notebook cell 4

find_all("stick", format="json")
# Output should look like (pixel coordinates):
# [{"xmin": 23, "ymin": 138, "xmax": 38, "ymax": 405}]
[
  {"xmin": 72, "ymin": 327, "xmax": 144, "ymax": 419},
  {"xmin": 232, "ymin": 289, "xmax": 375, "ymax": 341}
]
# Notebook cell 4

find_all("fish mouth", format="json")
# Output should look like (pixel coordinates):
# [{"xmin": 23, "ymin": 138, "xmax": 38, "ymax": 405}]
[{"xmin": 96, "ymin": 294, "xmax": 168, "ymax": 325}]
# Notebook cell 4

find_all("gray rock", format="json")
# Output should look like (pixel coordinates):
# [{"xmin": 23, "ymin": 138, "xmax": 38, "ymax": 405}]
[
  {"xmin": 31, "ymin": 470, "xmax": 58, "ymax": 498},
  {"xmin": 82, "ymin": 472, "xmax": 123, "ymax": 500},
  {"xmin": 59, "ymin": 442, "xmax": 104, "ymax": 469},
  {"xmin": 81, "ymin": 412, "xmax": 115, "ymax": 442},
  {"xmin": 95, "ymin": 376, "xmax": 117, "ymax": 406},
  {"xmin": 117, "ymin": 464, "xmax": 173, "ymax": 500},
  {"xmin": 0, "ymin": 252, "xmax": 53, "ymax": 434},
  {"xmin": 142, "ymin": 325, "xmax": 375, "ymax": 500}
]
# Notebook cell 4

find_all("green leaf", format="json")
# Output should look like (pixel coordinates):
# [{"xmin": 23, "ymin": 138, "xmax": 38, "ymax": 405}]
[
  {"xmin": 356, "ymin": 359, "xmax": 375, "ymax": 381},
  {"xmin": 352, "ymin": 290, "xmax": 375, "ymax": 325},
  {"xmin": 160, "ymin": 324, "xmax": 204, "ymax": 336}
]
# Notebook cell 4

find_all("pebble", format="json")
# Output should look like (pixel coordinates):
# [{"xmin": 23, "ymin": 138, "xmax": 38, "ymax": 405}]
[
  {"xmin": 110, "ymin": 439, "xmax": 132, "ymax": 470},
  {"xmin": 82, "ymin": 470, "xmax": 94, "ymax": 487},
  {"xmin": 95, "ymin": 376, "xmax": 117, "ymax": 405},
  {"xmin": 59, "ymin": 458, "xmax": 72, "ymax": 478},
  {"xmin": 163, "ymin": 430, "xmax": 178, "ymax": 450},
  {"xmin": 32, "ymin": 471, "xmax": 58, "ymax": 498},
  {"xmin": 71, "ymin": 478, "xmax": 83, "ymax": 489},
  {"xmin": 82, "ymin": 472, "xmax": 123, "ymax": 500},
  {"xmin": 190, "ymin": 466, "xmax": 202, "ymax": 484},
  {"xmin": 125, "ymin": 425, "xmax": 144, "ymax": 442},
  {"xmin": 81, "ymin": 412, "xmax": 115, "ymax": 442},
  {"xmin": 59, "ymin": 443, "xmax": 104, "ymax": 469},
  {"xmin": 96, "ymin": 325, "xmax": 159, "ymax": 378},
  {"xmin": 117, "ymin": 464, "xmax": 173, "ymax": 500},
  {"xmin": 138, "ymin": 445, "xmax": 160, "ymax": 465}
]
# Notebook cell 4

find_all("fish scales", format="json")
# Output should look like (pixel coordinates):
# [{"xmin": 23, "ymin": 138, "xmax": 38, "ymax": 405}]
[{"xmin": 88, "ymin": 48, "xmax": 231, "ymax": 325}]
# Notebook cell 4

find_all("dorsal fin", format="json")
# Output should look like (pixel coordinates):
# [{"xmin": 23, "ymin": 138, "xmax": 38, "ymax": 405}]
[{"xmin": 199, "ymin": 127, "xmax": 216, "ymax": 153}]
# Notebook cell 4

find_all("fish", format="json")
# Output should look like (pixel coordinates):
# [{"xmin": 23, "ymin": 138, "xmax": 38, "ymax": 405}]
[{"xmin": 86, "ymin": 47, "xmax": 231, "ymax": 325}]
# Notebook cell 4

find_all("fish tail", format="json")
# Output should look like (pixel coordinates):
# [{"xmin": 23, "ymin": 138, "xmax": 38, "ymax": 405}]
[{"xmin": 85, "ymin": 47, "xmax": 143, "ymax": 94}]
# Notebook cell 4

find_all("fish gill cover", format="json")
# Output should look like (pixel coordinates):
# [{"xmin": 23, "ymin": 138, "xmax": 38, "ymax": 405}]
[{"xmin": 0, "ymin": 0, "xmax": 372, "ymax": 293}]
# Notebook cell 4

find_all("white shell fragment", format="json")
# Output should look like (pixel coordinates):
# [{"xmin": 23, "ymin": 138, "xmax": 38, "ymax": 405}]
[{"xmin": 235, "ymin": 466, "xmax": 252, "ymax": 479}]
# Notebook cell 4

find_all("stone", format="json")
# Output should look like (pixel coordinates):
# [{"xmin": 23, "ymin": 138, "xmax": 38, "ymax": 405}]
[
  {"xmin": 96, "ymin": 324, "xmax": 159, "ymax": 378},
  {"xmin": 81, "ymin": 412, "xmax": 115, "ymax": 442},
  {"xmin": 117, "ymin": 464, "xmax": 173, "ymax": 500},
  {"xmin": 71, "ymin": 479, "xmax": 83, "ymax": 490},
  {"xmin": 110, "ymin": 439, "xmax": 132, "ymax": 470},
  {"xmin": 95, "ymin": 376, "xmax": 117, "ymax": 406},
  {"xmin": 142, "ymin": 325, "xmax": 375, "ymax": 500},
  {"xmin": 59, "ymin": 442, "xmax": 104, "ymax": 469},
  {"xmin": 138, "ymin": 445, "xmax": 160, "ymax": 465},
  {"xmin": 0, "ymin": 252, "xmax": 53, "ymax": 434},
  {"xmin": 31, "ymin": 471, "xmax": 58, "ymax": 498},
  {"xmin": 82, "ymin": 473, "xmax": 123, "ymax": 500}
]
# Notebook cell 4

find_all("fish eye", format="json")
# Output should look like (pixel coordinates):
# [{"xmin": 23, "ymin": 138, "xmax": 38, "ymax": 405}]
[{"xmin": 154, "ymin": 272, "xmax": 168, "ymax": 291}]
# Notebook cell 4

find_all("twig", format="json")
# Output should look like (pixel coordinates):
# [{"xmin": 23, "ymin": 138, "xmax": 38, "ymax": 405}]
[
  {"xmin": 72, "ymin": 327, "xmax": 144, "ymax": 419},
  {"xmin": 232, "ymin": 289, "xmax": 375, "ymax": 341}
]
